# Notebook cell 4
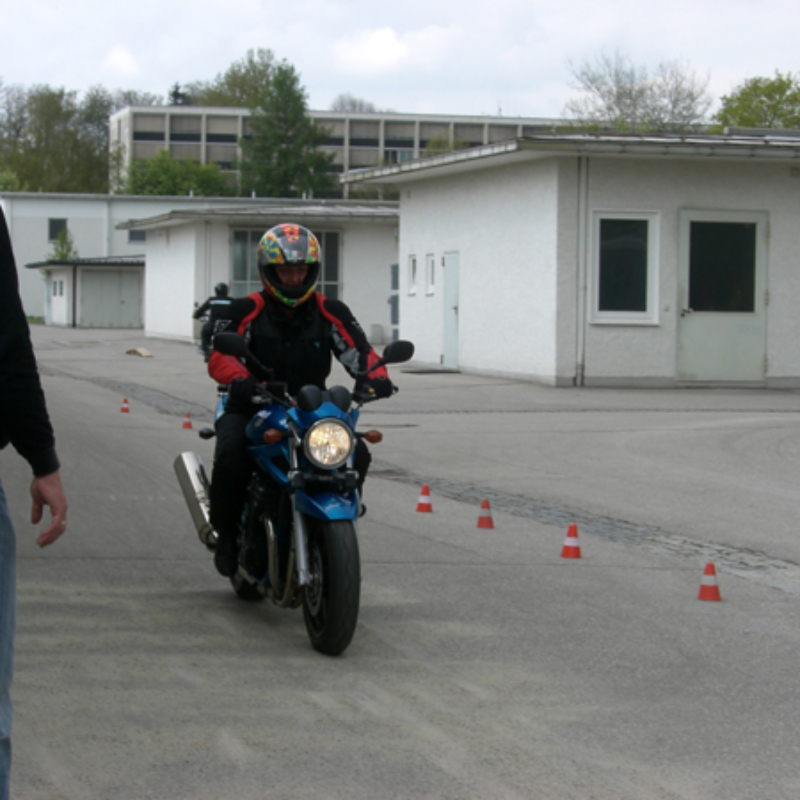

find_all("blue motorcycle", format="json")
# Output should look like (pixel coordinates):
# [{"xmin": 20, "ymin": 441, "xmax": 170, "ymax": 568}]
[{"xmin": 175, "ymin": 332, "xmax": 414, "ymax": 655}]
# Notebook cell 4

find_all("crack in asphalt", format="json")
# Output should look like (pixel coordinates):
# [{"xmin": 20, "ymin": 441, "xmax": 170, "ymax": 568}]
[
  {"xmin": 370, "ymin": 460, "xmax": 800, "ymax": 596},
  {"xmin": 41, "ymin": 367, "xmax": 216, "ymax": 422},
  {"xmin": 45, "ymin": 365, "xmax": 800, "ymax": 595}
]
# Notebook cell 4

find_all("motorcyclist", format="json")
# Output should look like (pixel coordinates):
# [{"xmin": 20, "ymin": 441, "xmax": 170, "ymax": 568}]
[
  {"xmin": 206, "ymin": 223, "xmax": 394, "ymax": 577},
  {"xmin": 193, "ymin": 283, "xmax": 233, "ymax": 362}
]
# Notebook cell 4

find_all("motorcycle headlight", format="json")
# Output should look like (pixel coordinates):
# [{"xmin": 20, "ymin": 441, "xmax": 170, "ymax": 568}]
[{"xmin": 304, "ymin": 420, "xmax": 354, "ymax": 470}]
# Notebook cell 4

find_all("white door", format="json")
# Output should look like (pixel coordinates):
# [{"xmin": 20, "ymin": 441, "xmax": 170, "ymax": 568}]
[
  {"xmin": 442, "ymin": 252, "xmax": 459, "ymax": 369},
  {"xmin": 677, "ymin": 211, "xmax": 767, "ymax": 382}
]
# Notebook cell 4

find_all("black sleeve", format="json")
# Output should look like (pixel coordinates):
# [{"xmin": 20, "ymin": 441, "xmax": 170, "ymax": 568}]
[
  {"xmin": 193, "ymin": 298, "xmax": 212, "ymax": 319},
  {"xmin": 318, "ymin": 296, "xmax": 386, "ymax": 378},
  {"xmin": 0, "ymin": 210, "xmax": 60, "ymax": 477}
]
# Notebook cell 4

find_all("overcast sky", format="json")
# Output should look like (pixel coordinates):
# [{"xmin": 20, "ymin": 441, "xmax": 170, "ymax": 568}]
[{"xmin": 1, "ymin": 0, "xmax": 797, "ymax": 119}]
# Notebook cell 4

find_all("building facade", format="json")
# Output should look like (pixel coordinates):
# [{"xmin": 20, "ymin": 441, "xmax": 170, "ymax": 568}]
[
  {"xmin": 344, "ymin": 132, "xmax": 800, "ymax": 387},
  {"xmin": 0, "ymin": 193, "xmax": 271, "ymax": 317},
  {"xmin": 115, "ymin": 202, "xmax": 399, "ymax": 344},
  {"xmin": 109, "ymin": 106, "xmax": 562, "ymax": 192}
]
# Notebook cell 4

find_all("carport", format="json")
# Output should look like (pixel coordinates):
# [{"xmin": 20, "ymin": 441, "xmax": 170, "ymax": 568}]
[{"xmin": 26, "ymin": 255, "xmax": 145, "ymax": 328}]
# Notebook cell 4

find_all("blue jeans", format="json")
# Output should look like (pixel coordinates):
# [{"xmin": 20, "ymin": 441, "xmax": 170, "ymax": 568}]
[{"xmin": 0, "ymin": 479, "xmax": 16, "ymax": 800}]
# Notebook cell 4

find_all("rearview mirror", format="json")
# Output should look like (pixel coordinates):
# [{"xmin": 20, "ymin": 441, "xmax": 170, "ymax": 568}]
[
  {"xmin": 380, "ymin": 339, "xmax": 415, "ymax": 365},
  {"xmin": 212, "ymin": 332, "xmax": 274, "ymax": 383},
  {"xmin": 212, "ymin": 332, "xmax": 249, "ymax": 359}
]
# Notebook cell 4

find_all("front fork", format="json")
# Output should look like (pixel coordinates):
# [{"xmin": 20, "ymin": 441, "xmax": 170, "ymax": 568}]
[{"xmin": 288, "ymin": 435, "xmax": 312, "ymax": 587}]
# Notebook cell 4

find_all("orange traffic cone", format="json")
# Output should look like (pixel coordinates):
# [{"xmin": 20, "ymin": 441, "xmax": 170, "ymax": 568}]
[
  {"xmin": 416, "ymin": 484, "xmax": 433, "ymax": 513},
  {"xmin": 477, "ymin": 499, "xmax": 494, "ymax": 529},
  {"xmin": 120, "ymin": 398, "xmax": 130, "ymax": 413},
  {"xmin": 560, "ymin": 523, "xmax": 582, "ymax": 558},
  {"xmin": 182, "ymin": 412, "xmax": 193, "ymax": 430},
  {"xmin": 698, "ymin": 562, "xmax": 722, "ymax": 601}
]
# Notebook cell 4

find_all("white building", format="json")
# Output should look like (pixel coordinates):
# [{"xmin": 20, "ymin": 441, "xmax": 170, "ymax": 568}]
[
  {"xmin": 115, "ymin": 202, "xmax": 399, "ymax": 344},
  {"xmin": 25, "ymin": 255, "xmax": 145, "ymax": 328},
  {"xmin": 343, "ymin": 131, "xmax": 800, "ymax": 387},
  {"xmin": 0, "ymin": 193, "xmax": 272, "ymax": 319}
]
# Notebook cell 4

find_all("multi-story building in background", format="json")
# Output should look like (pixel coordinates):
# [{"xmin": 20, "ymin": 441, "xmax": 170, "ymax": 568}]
[{"xmin": 109, "ymin": 106, "xmax": 563, "ymax": 194}]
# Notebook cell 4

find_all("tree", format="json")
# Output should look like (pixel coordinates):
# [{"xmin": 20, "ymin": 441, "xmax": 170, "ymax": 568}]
[
  {"xmin": 0, "ymin": 169, "xmax": 21, "ymax": 191},
  {"xmin": 46, "ymin": 228, "xmax": 79, "ymax": 261},
  {"xmin": 0, "ymin": 85, "xmax": 107, "ymax": 192},
  {"xmin": 124, "ymin": 149, "xmax": 234, "ymax": 196},
  {"xmin": 0, "ymin": 83, "xmax": 124, "ymax": 193},
  {"xmin": 169, "ymin": 82, "xmax": 193, "ymax": 106},
  {"xmin": 239, "ymin": 60, "xmax": 336, "ymax": 198},
  {"xmin": 564, "ymin": 50, "xmax": 712, "ymax": 132},
  {"xmin": 113, "ymin": 89, "xmax": 164, "ymax": 108},
  {"xmin": 185, "ymin": 49, "xmax": 275, "ymax": 108},
  {"xmin": 713, "ymin": 71, "xmax": 800, "ymax": 130},
  {"xmin": 330, "ymin": 93, "xmax": 378, "ymax": 113},
  {"xmin": 423, "ymin": 135, "xmax": 467, "ymax": 157}
]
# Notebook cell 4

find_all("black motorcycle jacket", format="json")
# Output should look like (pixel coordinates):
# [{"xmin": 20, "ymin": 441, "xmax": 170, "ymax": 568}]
[
  {"xmin": 208, "ymin": 291, "xmax": 388, "ymax": 396},
  {"xmin": 193, "ymin": 295, "xmax": 234, "ymax": 320}
]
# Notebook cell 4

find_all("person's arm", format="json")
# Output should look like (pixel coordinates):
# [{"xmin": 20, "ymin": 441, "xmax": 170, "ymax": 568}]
[
  {"xmin": 207, "ymin": 294, "xmax": 263, "ymax": 384},
  {"xmin": 317, "ymin": 295, "xmax": 390, "ymax": 380},
  {"xmin": 0, "ymin": 209, "xmax": 68, "ymax": 544},
  {"xmin": 193, "ymin": 298, "xmax": 211, "ymax": 319}
]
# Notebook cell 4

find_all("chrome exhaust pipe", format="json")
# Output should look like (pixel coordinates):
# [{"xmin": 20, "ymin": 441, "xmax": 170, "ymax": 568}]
[{"xmin": 173, "ymin": 452, "xmax": 217, "ymax": 548}]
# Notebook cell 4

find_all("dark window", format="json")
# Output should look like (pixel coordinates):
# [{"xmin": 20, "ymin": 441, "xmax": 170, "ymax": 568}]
[
  {"xmin": 325, "ymin": 136, "xmax": 345, "ymax": 147},
  {"xmin": 318, "ymin": 231, "xmax": 340, "ymax": 289},
  {"xmin": 170, "ymin": 132, "xmax": 201, "ymax": 142},
  {"xmin": 206, "ymin": 133, "xmax": 238, "ymax": 144},
  {"xmin": 48, "ymin": 218, "xmax": 67, "ymax": 242},
  {"xmin": 128, "ymin": 230, "xmax": 146, "ymax": 243},
  {"xmin": 349, "ymin": 137, "xmax": 380, "ymax": 147},
  {"xmin": 133, "ymin": 131, "xmax": 165, "ymax": 142},
  {"xmin": 689, "ymin": 222, "xmax": 756, "ymax": 312},
  {"xmin": 385, "ymin": 137, "xmax": 414, "ymax": 149},
  {"xmin": 598, "ymin": 219, "xmax": 648, "ymax": 312}
]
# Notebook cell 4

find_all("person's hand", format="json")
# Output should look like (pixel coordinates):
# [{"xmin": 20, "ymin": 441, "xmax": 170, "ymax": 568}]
[
  {"xmin": 226, "ymin": 377, "xmax": 259, "ymax": 410},
  {"xmin": 30, "ymin": 469, "xmax": 68, "ymax": 547},
  {"xmin": 361, "ymin": 377, "xmax": 395, "ymax": 400}
]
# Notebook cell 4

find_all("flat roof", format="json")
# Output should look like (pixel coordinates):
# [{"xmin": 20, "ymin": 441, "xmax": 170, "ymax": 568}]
[
  {"xmin": 116, "ymin": 202, "xmax": 399, "ymax": 230},
  {"xmin": 342, "ymin": 132, "xmax": 800, "ymax": 185},
  {"xmin": 110, "ymin": 105, "xmax": 563, "ymax": 127},
  {"xmin": 26, "ymin": 255, "xmax": 145, "ymax": 269}
]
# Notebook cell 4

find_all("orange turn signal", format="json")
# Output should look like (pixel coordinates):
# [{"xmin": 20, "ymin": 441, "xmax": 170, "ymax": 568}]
[
  {"xmin": 363, "ymin": 430, "xmax": 383, "ymax": 444},
  {"xmin": 263, "ymin": 429, "xmax": 285, "ymax": 444}
]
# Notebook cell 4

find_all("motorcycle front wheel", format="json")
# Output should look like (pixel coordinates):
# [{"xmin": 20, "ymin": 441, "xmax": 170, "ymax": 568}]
[{"xmin": 302, "ymin": 518, "xmax": 360, "ymax": 656}]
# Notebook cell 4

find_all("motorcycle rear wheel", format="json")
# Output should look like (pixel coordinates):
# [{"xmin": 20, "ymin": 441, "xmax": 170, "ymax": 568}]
[{"xmin": 302, "ymin": 518, "xmax": 360, "ymax": 656}]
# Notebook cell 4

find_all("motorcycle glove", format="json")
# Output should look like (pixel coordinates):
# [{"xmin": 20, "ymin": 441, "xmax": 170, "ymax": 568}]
[
  {"xmin": 362, "ymin": 377, "xmax": 394, "ymax": 399},
  {"xmin": 226, "ymin": 377, "xmax": 259, "ymax": 410}
]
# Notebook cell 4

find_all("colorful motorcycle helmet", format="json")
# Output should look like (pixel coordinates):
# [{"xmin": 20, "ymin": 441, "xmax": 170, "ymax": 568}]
[
  {"xmin": 257, "ymin": 223, "xmax": 320, "ymax": 308},
  {"xmin": 214, "ymin": 282, "xmax": 229, "ymax": 297}
]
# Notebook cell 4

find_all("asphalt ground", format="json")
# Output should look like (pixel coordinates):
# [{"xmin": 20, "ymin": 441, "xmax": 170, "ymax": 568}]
[{"xmin": 2, "ymin": 325, "xmax": 799, "ymax": 799}]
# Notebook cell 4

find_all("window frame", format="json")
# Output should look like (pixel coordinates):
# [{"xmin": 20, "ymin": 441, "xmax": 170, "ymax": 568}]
[
  {"xmin": 408, "ymin": 255, "xmax": 418, "ymax": 296},
  {"xmin": 590, "ymin": 210, "xmax": 660, "ymax": 326},
  {"xmin": 425, "ymin": 253, "xmax": 435, "ymax": 296},
  {"xmin": 230, "ymin": 228, "xmax": 342, "ymax": 300},
  {"xmin": 48, "ymin": 218, "xmax": 67, "ymax": 243}
]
